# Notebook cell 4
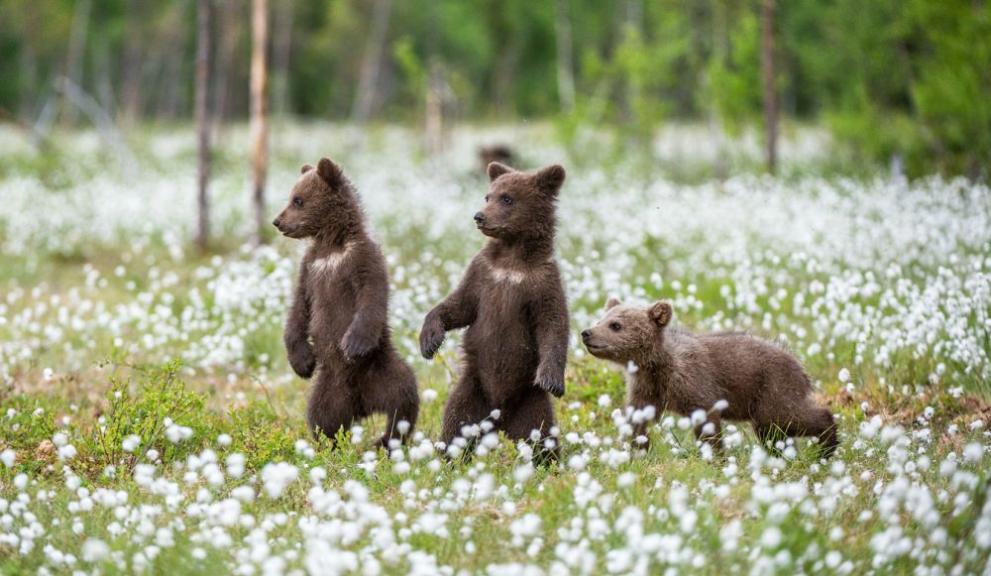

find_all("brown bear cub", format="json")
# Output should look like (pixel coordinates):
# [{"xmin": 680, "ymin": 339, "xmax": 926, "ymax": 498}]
[
  {"xmin": 273, "ymin": 158, "xmax": 419, "ymax": 447},
  {"xmin": 581, "ymin": 299, "xmax": 838, "ymax": 458},
  {"xmin": 420, "ymin": 162, "xmax": 570, "ymax": 452}
]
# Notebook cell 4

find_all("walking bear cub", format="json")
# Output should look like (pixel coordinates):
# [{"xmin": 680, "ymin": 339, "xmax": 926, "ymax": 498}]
[
  {"xmin": 581, "ymin": 299, "xmax": 838, "ymax": 458},
  {"xmin": 273, "ymin": 158, "xmax": 419, "ymax": 447},
  {"xmin": 420, "ymin": 162, "xmax": 570, "ymax": 449}
]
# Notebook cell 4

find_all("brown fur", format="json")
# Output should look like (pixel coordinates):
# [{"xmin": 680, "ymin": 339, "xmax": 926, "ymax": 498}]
[
  {"xmin": 273, "ymin": 158, "xmax": 419, "ymax": 447},
  {"xmin": 581, "ymin": 299, "xmax": 838, "ymax": 458},
  {"xmin": 478, "ymin": 145, "xmax": 515, "ymax": 173},
  {"xmin": 420, "ymin": 162, "xmax": 570, "ymax": 449}
]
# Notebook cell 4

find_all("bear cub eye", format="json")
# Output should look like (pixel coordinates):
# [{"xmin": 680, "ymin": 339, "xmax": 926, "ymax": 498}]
[
  {"xmin": 609, "ymin": 321, "xmax": 622, "ymax": 332},
  {"xmin": 292, "ymin": 197, "xmax": 304, "ymax": 208},
  {"xmin": 500, "ymin": 195, "xmax": 513, "ymax": 206}
]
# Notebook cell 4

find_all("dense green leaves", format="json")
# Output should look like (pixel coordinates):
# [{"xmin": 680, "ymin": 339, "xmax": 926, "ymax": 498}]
[{"xmin": 0, "ymin": 0, "xmax": 987, "ymax": 176}]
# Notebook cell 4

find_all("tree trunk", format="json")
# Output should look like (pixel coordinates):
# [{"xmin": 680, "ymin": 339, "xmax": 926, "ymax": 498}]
[
  {"xmin": 493, "ymin": 39, "xmax": 520, "ymax": 116},
  {"xmin": 18, "ymin": 38, "xmax": 38, "ymax": 123},
  {"xmin": 160, "ymin": 9, "xmax": 184, "ymax": 120},
  {"xmin": 555, "ymin": 0, "xmax": 575, "ymax": 113},
  {"xmin": 761, "ymin": 0, "xmax": 778, "ymax": 174},
  {"xmin": 425, "ymin": 61, "xmax": 445, "ymax": 155},
  {"xmin": 620, "ymin": 0, "xmax": 642, "ymax": 128},
  {"xmin": 212, "ymin": 0, "xmax": 241, "ymax": 136},
  {"xmin": 250, "ymin": 0, "xmax": 270, "ymax": 246},
  {"xmin": 62, "ymin": 0, "xmax": 91, "ymax": 126},
  {"xmin": 195, "ymin": 0, "xmax": 212, "ymax": 252},
  {"xmin": 351, "ymin": 0, "xmax": 392, "ymax": 123},
  {"xmin": 424, "ymin": 1, "xmax": 444, "ymax": 154},
  {"xmin": 120, "ymin": 0, "xmax": 143, "ymax": 124},
  {"xmin": 272, "ymin": 1, "xmax": 294, "ymax": 116},
  {"xmin": 711, "ymin": 0, "xmax": 729, "ymax": 180}
]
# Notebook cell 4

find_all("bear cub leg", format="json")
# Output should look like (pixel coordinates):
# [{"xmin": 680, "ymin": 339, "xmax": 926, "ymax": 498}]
[
  {"xmin": 307, "ymin": 371, "xmax": 360, "ymax": 444},
  {"xmin": 361, "ymin": 367, "xmax": 420, "ymax": 449}
]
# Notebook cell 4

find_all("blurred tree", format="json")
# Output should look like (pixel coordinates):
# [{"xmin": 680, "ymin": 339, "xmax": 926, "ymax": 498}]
[
  {"xmin": 195, "ymin": 0, "xmax": 212, "ymax": 252},
  {"xmin": 250, "ymin": 0, "xmax": 269, "ymax": 245},
  {"xmin": 555, "ymin": 0, "xmax": 575, "ymax": 113},
  {"xmin": 760, "ymin": 0, "xmax": 777, "ymax": 173},
  {"xmin": 271, "ymin": 1, "xmax": 294, "ymax": 116},
  {"xmin": 0, "ymin": 0, "xmax": 986, "ymax": 177},
  {"xmin": 352, "ymin": 0, "xmax": 392, "ymax": 123},
  {"xmin": 61, "ymin": 0, "xmax": 91, "ymax": 126}
]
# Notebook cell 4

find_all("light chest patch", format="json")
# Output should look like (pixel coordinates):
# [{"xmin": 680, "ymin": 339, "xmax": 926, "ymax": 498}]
[
  {"xmin": 489, "ymin": 266, "xmax": 527, "ymax": 284},
  {"xmin": 309, "ymin": 245, "xmax": 353, "ymax": 276}
]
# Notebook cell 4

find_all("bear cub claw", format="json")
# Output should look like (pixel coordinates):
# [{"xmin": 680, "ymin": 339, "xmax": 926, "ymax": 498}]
[{"xmin": 419, "ymin": 313, "xmax": 446, "ymax": 359}]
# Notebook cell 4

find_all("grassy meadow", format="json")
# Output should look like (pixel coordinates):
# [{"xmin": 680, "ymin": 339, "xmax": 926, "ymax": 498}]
[{"xmin": 0, "ymin": 122, "xmax": 990, "ymax": 574}]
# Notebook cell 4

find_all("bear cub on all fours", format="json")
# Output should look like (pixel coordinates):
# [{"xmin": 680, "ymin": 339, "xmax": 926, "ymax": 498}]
[
  {"xmin": 582, "ymin": 299, "xmax": 838, "ymax": 458},
  {"xmin": 420, "ymin": 162, "xmax": 570, "ymax": 454},
  {"xmin": 273, "ymin": 158, "xmax": 419, "ymax": 447}
]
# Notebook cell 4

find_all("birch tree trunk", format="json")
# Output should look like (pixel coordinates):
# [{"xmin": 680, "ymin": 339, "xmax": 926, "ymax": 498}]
[
  {"xmin": 272, "ymin": 2, "xmax": 294, "ymax": 117},
  {"xmin": 761, "ymin": 0, "xmax": 778, "ymax": 174},
  {"xmin": 62, "ymin": 0, "xmax": 91, "ymax": 126},
  {"xmin": 351, "ymin": 0, "xmax": 392, "ymax": 123},
  {"xmin": 555, "ymin": 0, "xmax": 575, "ymax": 113},
  {"xmin": 120, "ymin": 0, "xmax": 143, "ymax": 124},
  {"xmin": 195, "ymin": 0, "xmax": 212, "ymax": 251},
  {"xmin": 250, "ymin": 0, "xmax": 270, "ymax": 245},
  {"xmin": 212, "ymin": 0, "xmax": 235, "ymax": 133}
]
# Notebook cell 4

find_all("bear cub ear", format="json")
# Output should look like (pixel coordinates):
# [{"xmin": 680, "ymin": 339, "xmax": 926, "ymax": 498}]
[
  {"xmin": 487, "ymin": 161, "xmax": 514, "ymax": 182},
  {"xmin": 606, "ymin": 297, "xmax": 622, "ymax": 310},
  {"xmin": 648, "ymin": 301, "xmax": 673, "ymax": 328},
  {"xmin": 317, "ymin": 157, "xmax": 345, "ymax": 188},
  {"xmin": 535, "ymin": 164, "xmax": 566, "ymax": 195},
  {"xmin": 300, "ymin": 164, "xmax": 314, "ymax": 174}
]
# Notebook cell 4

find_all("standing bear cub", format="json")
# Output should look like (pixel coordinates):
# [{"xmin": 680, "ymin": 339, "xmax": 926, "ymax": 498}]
[
  {"xmin": 582, "ymin": 299, "xmax": 838, "ymax": 458},
  {"xmin": 420, "ymin": 162, "xmax": 570, "ymax": 450},
  {"xmin": 273, "ymin": 158, "xmax": 419, "ymax": 447}
]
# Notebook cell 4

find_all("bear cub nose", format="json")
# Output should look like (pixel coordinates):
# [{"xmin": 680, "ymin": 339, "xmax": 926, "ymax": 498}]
[
  {"xmin": 580, "ymin": 330, "xmax": 591, "ymax": 343},
  {"xmin": 473, "ymin": 212, "xmax": 486, "ymax": 224},
  {"xmin": 272, "ymin": 218, "xmax": 282, "ymax": 228}
]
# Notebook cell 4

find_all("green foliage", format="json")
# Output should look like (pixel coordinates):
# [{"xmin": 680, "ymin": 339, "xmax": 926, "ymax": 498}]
[
  {"xmin": 93, "ymin": 361, "xmax": 211, "ymax": 471},
  {"xmin": 226, "ymin": 400, "xmax": 300, "ymax": 469},
  {"xmin": 706, "ymin": 10, "xmax": 761, "ymax": 136},
  {"xmin": 0, "ymin": 0, "xmax": 987, "ymax": 176},
  {"xmin": 0, "ymin": 394, "xmax": 60, "ymax": 458}
]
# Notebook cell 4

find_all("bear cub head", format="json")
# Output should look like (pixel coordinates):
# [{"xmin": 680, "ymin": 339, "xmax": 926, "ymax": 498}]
[
  {"xmin": 272, "ymin": 157, "xmax": 360, "ymax": 240},
  {"xmin": 474, "ymin": 162, "xmax": 566, "ymax": 242},
  {"xmin": 581, "ymin": 299, "xmax": 674, "ymax": 363}
]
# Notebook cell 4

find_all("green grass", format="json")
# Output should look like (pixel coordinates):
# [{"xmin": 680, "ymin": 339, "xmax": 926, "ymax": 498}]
[{"xmin": 1, "ymin": 124, "xmax": 989, "ymax": 573}]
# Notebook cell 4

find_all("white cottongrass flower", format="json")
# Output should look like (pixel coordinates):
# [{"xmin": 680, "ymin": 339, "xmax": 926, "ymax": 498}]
[
  {"xmin": 261, "ymin": 462, "xmax": 299, "ymax": 499},
  {"xmin": 122, "ymin": 435, "xmax": 141, "ymax": 453},
  {"xmin": 81, "ymin": 538, "xmax": 110, "ymax": 562}
]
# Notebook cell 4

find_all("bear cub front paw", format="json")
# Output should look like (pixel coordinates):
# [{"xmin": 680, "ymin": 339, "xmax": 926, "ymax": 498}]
[
  {"xmin": 341, "ymin": 324, "xmax": 379, "ymax": 361},
  {"xmin": 419, "ymin": 312, "xmax": 446, "ymax": 359},
  {"xmin": 288, "ymin": 344, "xmax": 317, "ymax": 379},
  {"xmin": 534, "ymin": 364, "xmax": 565, "ymax": 398}
]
